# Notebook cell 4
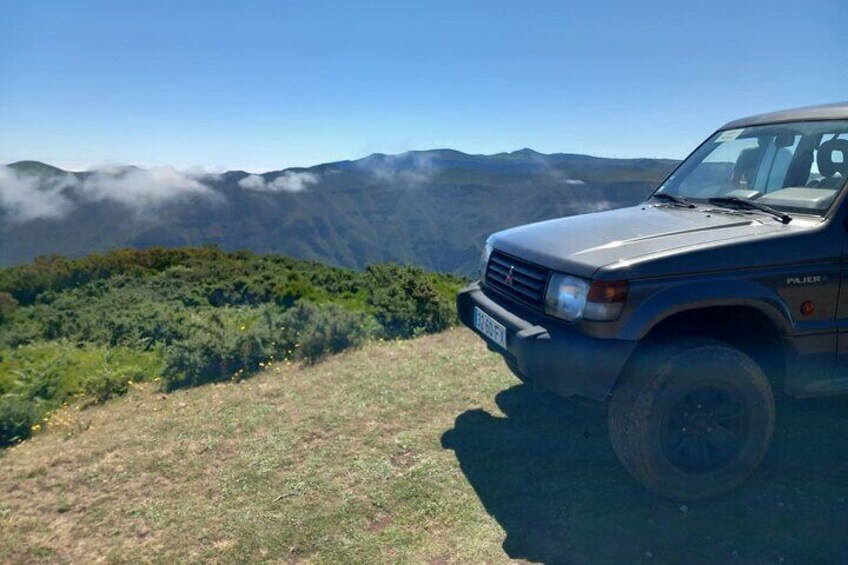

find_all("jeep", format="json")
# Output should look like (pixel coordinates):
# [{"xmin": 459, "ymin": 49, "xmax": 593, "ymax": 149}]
[{"xmin": 457, "ymin": 102, "xmax": 848, "ymax": 500}]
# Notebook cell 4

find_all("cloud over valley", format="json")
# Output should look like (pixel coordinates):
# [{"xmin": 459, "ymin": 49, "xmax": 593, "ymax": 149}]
[
  {"xmin": 237, "ymin": 171, "xmax": 319, "ymax": 192},
  {"xmin": 0, "ymin": 165, "xmax": 216, "ymax": 222}
]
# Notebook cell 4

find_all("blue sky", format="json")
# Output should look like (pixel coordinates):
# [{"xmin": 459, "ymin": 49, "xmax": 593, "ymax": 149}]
[{"xmin": 1, "ymin": 0, "xmax": 846, "ymax": 172}]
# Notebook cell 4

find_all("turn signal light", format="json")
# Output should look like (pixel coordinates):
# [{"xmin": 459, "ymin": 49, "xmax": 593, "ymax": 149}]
[
  {"xmin": 801, "ymin": 301, "xmax": 815, "ymax": 317},
  {"xmin": 587, "ymin": 280, "xmax": 629, "ymax": 303},
  {"xmin": 583, "ymin": 280, "xmax": 629, "ymax": 321}
]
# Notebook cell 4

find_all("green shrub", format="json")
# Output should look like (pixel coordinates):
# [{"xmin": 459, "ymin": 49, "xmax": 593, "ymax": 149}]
[
  {"xmin": 279, "ymin": 302, "xmax": 378, "ymax": 363},
  {"xmin": 0, "ymin": 395, "xmax": 37, "ymax": 447},
  {"xmin": 0, "ymin": 292, "xmax": 17, "ymax": 325},
  {"xmin": 274, "ymin": 279, "xmax": 320, "ymax": 308},
  {"xmin": 365, "ymin": 264, "xmax": 456, "ymax": 339},
  {"xmin": 160, "ymin": 314, "xmax": 244, "ymax": 390},
  {"xmin": 80, "ymin": 362, "xmax": 147, "ymax": 405},
  {"xmin": 161, "ymin": 302, "xmax": 378, "ymax": 390}
]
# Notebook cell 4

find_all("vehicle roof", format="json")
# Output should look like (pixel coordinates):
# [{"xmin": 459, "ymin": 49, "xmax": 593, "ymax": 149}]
[{"xmin": 721, "ymin": 101, "xmax": 848, "ymax": 130}]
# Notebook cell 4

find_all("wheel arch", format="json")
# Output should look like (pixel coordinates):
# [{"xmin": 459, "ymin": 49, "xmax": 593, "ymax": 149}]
[
  {"xmin": 622, "ymin": 279, "xmax": 793, "ymax": 340},
  {"xmin": 624, "ymin": 303, "xmax": 788, "ymax": 392}
]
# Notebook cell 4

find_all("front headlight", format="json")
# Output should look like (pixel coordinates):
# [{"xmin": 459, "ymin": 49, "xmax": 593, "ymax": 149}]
[
  {"xmin": 479, "ymin": 242, "xmax": 493, "ymax": 280},
  {"xmin": 544, "ymin": 273, "xmax": 589, "ymax": 321},
  {"xmin": 545, "ymin": 273, "xmax": 629, "ymax": 322}
]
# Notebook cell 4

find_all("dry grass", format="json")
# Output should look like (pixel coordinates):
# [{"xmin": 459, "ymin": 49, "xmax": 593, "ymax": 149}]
[
  {"xmin": 0, "ymin": 330, "xmax": 512, "ymax": 564},
  {"xmin": 2, "ymin": 328, "xmax": 848, "ymax": 564}
]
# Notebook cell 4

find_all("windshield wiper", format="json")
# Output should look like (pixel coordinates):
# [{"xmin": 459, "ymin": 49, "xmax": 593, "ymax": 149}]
[
  {"xmin": 651, "ymin": 193, "xmax": 696, "ymax": 208},
  {"xmin": 707, "ymin": 196, "xmax": 792, "ymax": 224}
]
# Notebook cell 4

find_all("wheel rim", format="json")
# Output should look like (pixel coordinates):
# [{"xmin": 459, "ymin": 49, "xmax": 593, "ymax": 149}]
[{"xmin": 661, "ymin": 384, "xmax": 748, "ymax": 475}]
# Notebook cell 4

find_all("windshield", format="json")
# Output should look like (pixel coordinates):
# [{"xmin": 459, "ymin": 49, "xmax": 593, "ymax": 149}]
[{"xmin": 656, "ymin": 120, "xmax": 848, "ymax": 216}]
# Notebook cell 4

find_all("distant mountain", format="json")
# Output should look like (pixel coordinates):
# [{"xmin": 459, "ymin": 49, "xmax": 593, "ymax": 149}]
[{"xmin": 0, "ymin": 149, "xmax": 678, "ymax": 274}]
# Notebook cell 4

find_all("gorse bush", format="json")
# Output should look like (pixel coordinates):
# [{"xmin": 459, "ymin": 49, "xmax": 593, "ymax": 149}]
[
  {"xmin": 0, "ymin": 247, "xmax": 465, "ymax": 446},
  {"xmin": 0, "ymin": 396, "xmax": 36, "ymax": 447},
  {"xmin": 0, "ymin": 292, "xmax": 17, "ymax": 325},
  {"xmin": 161, "ymin": 302, "xmax": 379, "ymax": 390},
  {"xmin": 161, "ymin": 314, "xmax": 245, "ymax": 390},
  {"xmin": 366, "ymin": 264, "xmax": 455, "ymax": 338},
  {"xmin": 279, "ymin": 301, "xmax": 379, "ymax": 362}
]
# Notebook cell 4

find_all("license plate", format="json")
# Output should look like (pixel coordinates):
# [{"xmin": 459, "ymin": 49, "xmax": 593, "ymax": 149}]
[{"xmin": 474, "ymin": 307, "xmax": 507, "ymax": 349}]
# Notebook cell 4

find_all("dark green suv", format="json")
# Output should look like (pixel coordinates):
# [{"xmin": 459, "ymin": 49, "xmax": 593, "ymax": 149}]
[{"xmin": 458, "ymin": 102, "xmax": 848, "ymax": 500}]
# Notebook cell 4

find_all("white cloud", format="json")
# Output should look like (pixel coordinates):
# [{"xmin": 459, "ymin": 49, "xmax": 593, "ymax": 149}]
[
  {"xmin": 0, "ymin": 164, "xmax": 218, "ymax": 222},
  {"xmin": 79, "ymin": 166, "xmax": 214, "ymax": 210},
  {"xmin": 271, "ymin": 171, "xmax": 318, "ymax": 192},
  {"xmin": 0, "ymin": 166, "xmax": 76, "ymax": 222},
  {"xmin": 358, "ymin": 152, "xmax": 440, "ymax": 187},
  {"xmin": 238, "ymin": 174, "xmax": 267, "ymax": 190},
  {"xmin": 238, "ymin": 171, "xmax": 318, "ymax": 192}
]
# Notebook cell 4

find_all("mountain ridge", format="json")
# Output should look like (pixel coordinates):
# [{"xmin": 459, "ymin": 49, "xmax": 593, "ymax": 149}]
[
  {"xmin": 1, "ymin": 149, "xmax": 679, "ymax": 274},
  {"xmin": 7, "ymin": 146, "xmax": 678, "ymax": 177}
]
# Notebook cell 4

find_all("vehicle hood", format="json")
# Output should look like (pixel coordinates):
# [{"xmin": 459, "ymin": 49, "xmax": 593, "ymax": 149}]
[{"xmin": 489, "ymin": 205, "xmax": 795, "ymax": 279}]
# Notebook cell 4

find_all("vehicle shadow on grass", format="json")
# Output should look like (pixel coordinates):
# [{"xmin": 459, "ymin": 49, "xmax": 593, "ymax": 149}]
[{"xmin": 441, "ymin": 383, "xmax": 848, "ymax": 565}]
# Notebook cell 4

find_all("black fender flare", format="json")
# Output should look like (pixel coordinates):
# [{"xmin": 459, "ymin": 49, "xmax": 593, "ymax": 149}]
[{"xmin": 619, "ymin": 279, "xmax": 793, "ymax": 341}]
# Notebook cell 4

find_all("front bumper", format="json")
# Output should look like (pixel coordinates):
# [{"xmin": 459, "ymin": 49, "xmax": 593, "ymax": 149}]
[{"xmin": 456, "ymin": 282, "xmax": 636, "ymax": 401}]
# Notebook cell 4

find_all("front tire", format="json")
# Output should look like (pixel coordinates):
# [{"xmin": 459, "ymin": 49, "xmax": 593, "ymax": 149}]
[{"xmin": 608, "ymin": 338, "xmax": 775, "ymax": 501}]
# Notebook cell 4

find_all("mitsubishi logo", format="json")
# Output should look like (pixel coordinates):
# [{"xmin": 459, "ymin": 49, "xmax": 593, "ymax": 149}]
[{"xmin": 504, "ymin": 265, "xmax": 515, "ymax": 286}]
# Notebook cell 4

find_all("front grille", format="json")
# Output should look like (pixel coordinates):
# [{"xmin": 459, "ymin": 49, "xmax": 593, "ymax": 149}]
[{"xmin": 485, "ymin": 250, "xmax": 549, "ymax": 310}]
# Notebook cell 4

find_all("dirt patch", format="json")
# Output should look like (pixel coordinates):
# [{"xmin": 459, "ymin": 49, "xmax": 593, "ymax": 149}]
[{"xmin": 367, "ymin": 513, "xmax": 393, "ymax": 533}]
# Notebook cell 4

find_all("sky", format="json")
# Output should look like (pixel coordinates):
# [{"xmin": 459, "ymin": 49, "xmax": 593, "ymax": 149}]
[{"xmin": 1, "ymin": 0, "xmax": 846, "ymax": 173}]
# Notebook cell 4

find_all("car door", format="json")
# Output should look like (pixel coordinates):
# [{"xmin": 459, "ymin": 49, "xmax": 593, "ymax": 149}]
[{"xmin": 834, "ymin": 230, "xmax": 848, "ymax": 390}]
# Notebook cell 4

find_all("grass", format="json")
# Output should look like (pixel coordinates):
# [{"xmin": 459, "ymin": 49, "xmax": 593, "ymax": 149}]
[{"xmin": 1, "ymin": 328, "xmax": 847, "ymax": 563}]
